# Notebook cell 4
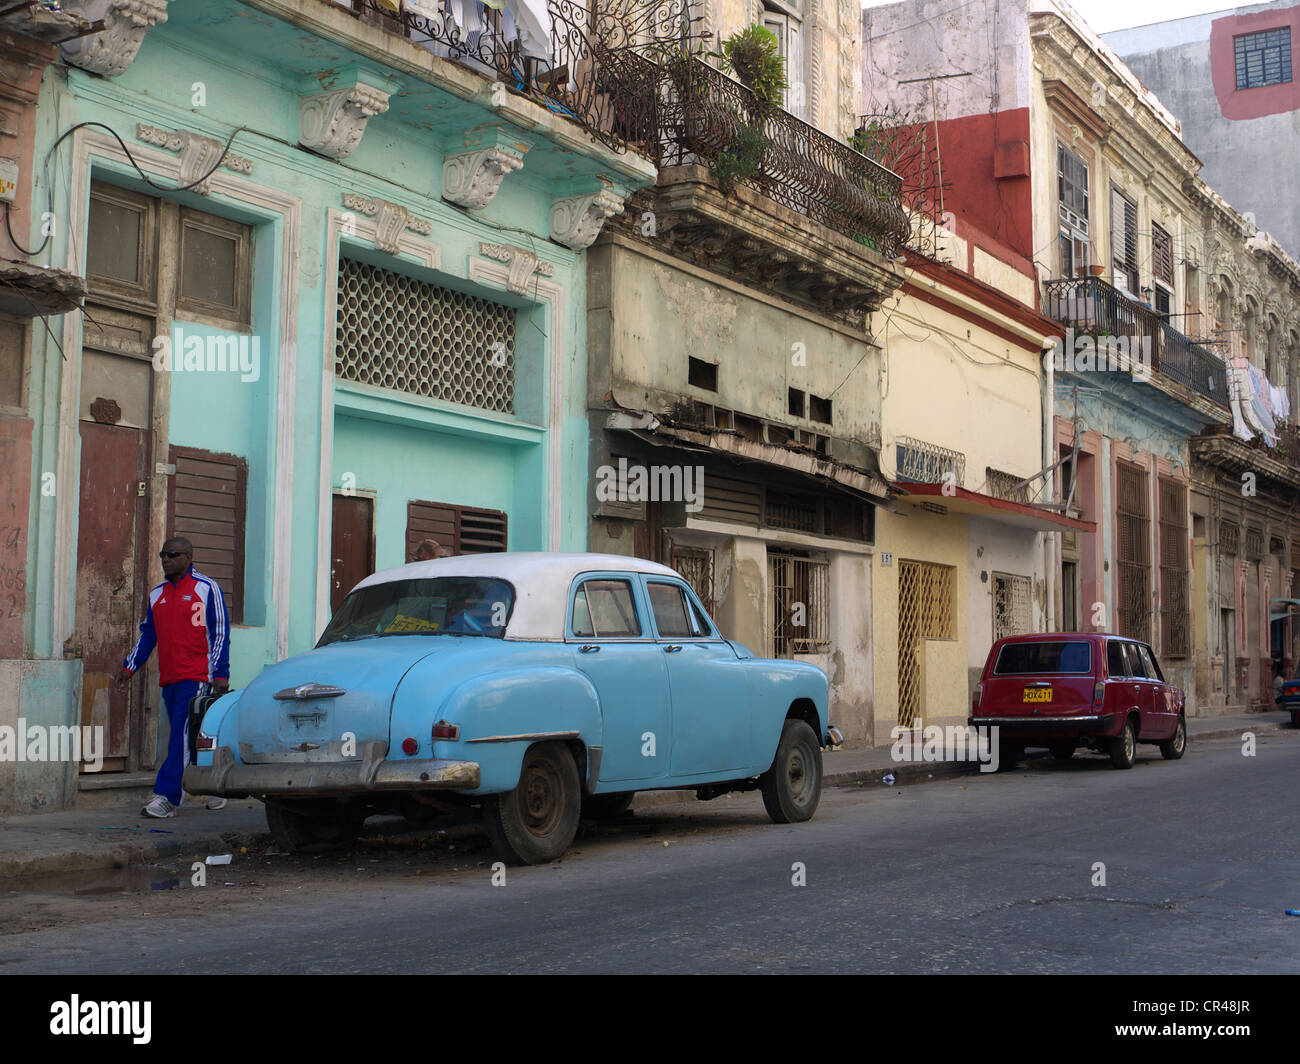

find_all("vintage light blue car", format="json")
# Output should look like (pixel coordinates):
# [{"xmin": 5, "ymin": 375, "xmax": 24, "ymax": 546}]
[{"xmin": 184, "ymin": 553, "xmax": 839, "ymax": 865}]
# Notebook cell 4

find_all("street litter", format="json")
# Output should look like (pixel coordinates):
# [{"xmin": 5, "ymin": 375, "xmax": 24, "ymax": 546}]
[
  {"xmin": 101, "ymin": 826, "xmax": 139, "ymax": 831},
  {"xmin": 148, "ymin": 828, "xmax": 173, "ymax": 834},
  {"xmin": 882, "ymin": 774, "xmax": 896, "ymax": 785},
  {"xmin": 205, "ymin": 854, "xmax": 233, "ymax": 865},
  {"xmin": 1286, "ymin": 909, "xmax": 1300, "ymax": 917}
]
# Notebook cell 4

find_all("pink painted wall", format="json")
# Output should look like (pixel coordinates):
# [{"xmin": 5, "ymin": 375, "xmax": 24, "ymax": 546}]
[{"xmin": 1211, "ymin": 5, "xmax": 1300, "ymax": 120}]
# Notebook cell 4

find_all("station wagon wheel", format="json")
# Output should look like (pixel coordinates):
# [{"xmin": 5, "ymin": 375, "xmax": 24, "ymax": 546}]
[
  {"xmin": 760, "ymin": 719, "xmax": 822, "ymax": 824},
  {"xmin": 1109, "ymin": 717, "xmax": 1137, "ymax": 769},
  {"xmin": 481, "ymin": 742, "xmax": 581, "ymax": 866},
  {"xmin": 1159, "ymin": 715, "xmax": 1187, "ymax": 761}
]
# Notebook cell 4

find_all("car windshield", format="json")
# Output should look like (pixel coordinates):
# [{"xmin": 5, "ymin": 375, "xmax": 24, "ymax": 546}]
[
  {"xmin": 317, "ymin": 577, "xmax": 515, "ymax": 646},
  {"xmin": 994, "ymin": 640, "xmax": 1093, "ymax": 674}
]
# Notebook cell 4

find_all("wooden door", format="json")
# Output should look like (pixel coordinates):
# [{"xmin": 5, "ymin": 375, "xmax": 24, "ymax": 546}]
[
  {"xmin": 331, "ymin": 494, "xmax": 374, "ymax": 614},
  {"xmin": 75, "ymin": 419, "xmax": 149, "ymax": 772}
]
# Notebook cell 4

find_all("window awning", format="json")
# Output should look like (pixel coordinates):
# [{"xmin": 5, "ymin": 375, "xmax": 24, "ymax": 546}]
[
  {"xmin": 890, "ymin": 481, "xmax": 1096, "ymax": 533},
  {"xmin": 1270, "ymin": 598, "xmax": 1300, "ymax": 624}
]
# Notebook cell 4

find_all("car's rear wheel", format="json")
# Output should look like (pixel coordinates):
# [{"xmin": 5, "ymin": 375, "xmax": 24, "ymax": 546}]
[
  {"xmin": 1159, "ymin": 715, "xmax": 1187, "ymax": 760},
  {"xmin": 1109, "ymin": 718, "xmax": 1137, "ymax": 769},
  {"xmin": 760, "ymin": 719, "xmax": 822, "ymax": 824},
  {"xmin": 1049, "ymin": 741, "xmax": 1074, "ymax": 761},
  {"xmin": 265, "ymin": 801, "xmax": 364, "ymax": 852},
  {"xmin": 581, "ymin": 791, "xmax": 634, "ymax": 822},
  {"xmin": 481, "ymin": 742, "xmax": 581, "ymax": 865}
]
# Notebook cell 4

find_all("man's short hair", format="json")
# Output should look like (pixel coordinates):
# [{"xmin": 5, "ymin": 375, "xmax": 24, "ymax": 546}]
[{"xmin": 164, "ymin": 536, "xmax": 193, "ymax": 554}]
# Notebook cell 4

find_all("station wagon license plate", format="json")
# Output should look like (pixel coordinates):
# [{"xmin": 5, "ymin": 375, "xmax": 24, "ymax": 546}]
[{"xmin": 1022, "ymin": 688, "xmax": 1053, "ymax": 703}]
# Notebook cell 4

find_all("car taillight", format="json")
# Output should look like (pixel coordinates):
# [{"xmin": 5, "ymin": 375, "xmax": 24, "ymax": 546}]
[
  {"xmin": 431, "ymin": 720, "xmax": 460, "ymax": 741},
  {"xmin": 1093, "ymin": 682, "xmax": 1105, "ymax": 708},
  {"xmin": 1286, "ymin": 684, "xmax": 1300, "ymax": 695},
  {"xmin": 971, "ymin": 682, "xmax": 983, "ymax": 713},
  {"xmin": 196, "ymin": 733, "xmax": 216, "ymax": 751},
  {"xmin": 401, "ymin": 737, "xmax": 419, "ymax": 755}
]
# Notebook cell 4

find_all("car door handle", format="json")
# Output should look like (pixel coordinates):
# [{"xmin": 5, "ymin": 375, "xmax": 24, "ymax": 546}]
[
  {"xmin": 664, "ymin": 645, "xmax": 682, "ymax": 653},
  {"xmin": 579, "ymin": 644, "xmax": 600, "ymax": 653}
]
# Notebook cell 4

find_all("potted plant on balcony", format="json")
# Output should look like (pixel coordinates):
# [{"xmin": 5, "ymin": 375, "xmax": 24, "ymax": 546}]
[{"xmin": 704, "ymin": 25, "xmax": 785, "ymax": 193}]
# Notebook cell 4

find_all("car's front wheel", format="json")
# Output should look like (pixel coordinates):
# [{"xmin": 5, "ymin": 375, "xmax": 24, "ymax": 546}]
[
  {"xmin": 760, "ymin": 719, "xmax": 822, "ymax": 824},
  {"xmin": 1109, "ymin": 717, "xmax": 1137, "ymax": 769},
  {"xmin": 482, "ymin": 742, "xmax": 581, "ymax": 865},
  {"xmin": 265, "ymin": 801, "xmax": 364, "ymax": 852},
  {"xmin": 1159, "ymin": 714, "xmax": 1187, "ymax": 760}
]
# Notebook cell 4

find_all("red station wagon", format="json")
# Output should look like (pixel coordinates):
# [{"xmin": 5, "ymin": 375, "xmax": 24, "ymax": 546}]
[{"xmin": 970, "ymin": 633, "xmax": 1187, "ymax": 769}]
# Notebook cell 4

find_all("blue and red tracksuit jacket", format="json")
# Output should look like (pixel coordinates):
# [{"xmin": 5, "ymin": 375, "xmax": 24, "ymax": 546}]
[{"xmin": 122, "ymin": 566, "xmax": 230, "ymax": 686}]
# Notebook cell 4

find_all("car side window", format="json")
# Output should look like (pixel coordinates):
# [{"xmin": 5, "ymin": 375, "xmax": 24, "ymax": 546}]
[
  {"xmin": 1107, "ymin": 640, "xmax": 1129, "ymax": 678},
  {"xmin": 647, "ymin": 581, "xmax": 699, "ymax": 638},
  {"xmin": 572, "ymin": 579, "xmax": 641, "ymax": 638},
  {"xmin": 1123, "ymin": 642, "xmax": 1149, "ymax": 679},
  {"xmin": 1138, "ymin": 645, "xmax": 1163, "ymax": 682}
]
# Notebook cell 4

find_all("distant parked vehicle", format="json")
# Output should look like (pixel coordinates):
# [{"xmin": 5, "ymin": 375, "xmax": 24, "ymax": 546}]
[
  {"xmin": 185, "ymin": 553, "xmax": 839, "ymax": 865},
  {"xmin": 970, "ymin": 633, "xmax": 1187, "ymax": 769},
  {"xmin": 1277, "ymin": 674, "xmax": 1300, "ymax": 727}
]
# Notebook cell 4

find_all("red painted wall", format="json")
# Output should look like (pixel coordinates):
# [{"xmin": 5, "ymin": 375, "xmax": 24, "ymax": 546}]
[
  {"xmin": 0, "ymin": 417, "xmax": 32, "ymax": 659},
  {"xmin": 1211, "ymin": 5, "xmax": 1300, "ymax": 120},
  {"xmin": 926, "ymin": 108, "xmax": 1035, "ymax": 265}
]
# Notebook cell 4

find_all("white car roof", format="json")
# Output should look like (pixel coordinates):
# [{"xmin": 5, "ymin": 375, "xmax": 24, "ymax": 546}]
[{"xmin": 352, "ymin": 552, "xmax": 683, "ymax": 641}]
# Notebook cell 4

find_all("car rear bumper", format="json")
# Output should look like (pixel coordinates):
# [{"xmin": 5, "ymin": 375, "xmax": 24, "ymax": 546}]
[
  {"xmin": 969, "ymin": 713, "xmax": 1115, "ymax": 737},
  {"xmin": 183, "ymin": 745, "xmax": 480, "ymax": 798}
]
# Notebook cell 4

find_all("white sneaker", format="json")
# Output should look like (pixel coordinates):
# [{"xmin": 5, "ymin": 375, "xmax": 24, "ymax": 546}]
[
  {"xmin": 205, "ymin": 797, "xmax": 228, "ymax": 810},
  {"xmin": 141, "ymin": 794, "xmax": 177, "ymax": 818}
]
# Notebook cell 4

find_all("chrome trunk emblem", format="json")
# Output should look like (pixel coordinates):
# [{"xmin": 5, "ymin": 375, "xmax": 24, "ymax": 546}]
[{"xmin": 274, "ymin": 682, "xmax": 346, "ymax": 701}]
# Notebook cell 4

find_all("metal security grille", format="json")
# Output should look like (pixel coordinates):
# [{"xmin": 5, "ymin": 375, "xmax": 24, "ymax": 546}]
[
  {"xmin": 992, "ymin": 573, "xmax": 1032, "ymax": 642},
  {"xmin": 769, "ymin": 552, "xmax": 830, "ymax": 657},
  {"xmin": 1159, "ymin": 478, "xmax": 1189, "ymax": 658},
  {"xmin": 1221, "ymin": 522, "xmax": 1239, "ymax": 556},
  {"xmin": 1235, "ymin": 27, "xmax": 1292, "ymax": 89},
  {"xmin": 895, "ymin": 436, "xmax": 965, "ymax": 487},
  {"xmin": 986, "ymin": 468, "xmax": 1030, "ymax": 503},
  {"xmin": 1246, "ymin": 527, "xmax": 1263, "ymax": 559},
  {"xmin": 670, "ymin": 544, "xmax": 715, "ymax": 616},
  {"xmin": 335, "ymin": 258, "xmax": 514, "ymax": 413},
  {"xmin": 1116, "ymin": 463, "xmax": 1150, "ymax": 643},
  {"xmin": 897, "ymin": 560, "xmax": 955, "ymax": 726}
]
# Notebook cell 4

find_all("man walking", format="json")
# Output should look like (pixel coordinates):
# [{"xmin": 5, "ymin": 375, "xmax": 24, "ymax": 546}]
[{"xmin": 117, "ymin": 536, "xmax": 231, "ymax": 818}]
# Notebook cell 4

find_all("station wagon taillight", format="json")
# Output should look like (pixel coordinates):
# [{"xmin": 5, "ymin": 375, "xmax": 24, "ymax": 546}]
[
  {"xmin": 401, "ymin": 737, "xmax": 419, "ymax": 756},
  {"xmin": 1093, "ymin": 682, "xmax": 1105, "ymax": 708},
  {"xmin": 432, "ymin": 720, "xmax": 460, "ymax": 741}
]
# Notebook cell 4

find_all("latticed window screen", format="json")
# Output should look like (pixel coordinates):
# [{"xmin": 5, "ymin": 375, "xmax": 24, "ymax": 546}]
[
  {"xmin": 897, "ymin": 560, "xmax": 956, "ymax": 726},
  {"xmin": 1221, "ymin": 521, "xmax": 1239, "ymax": 556},
  {"xmin": 335, "ymin": 257, "xmax": 515, "ymax": 413},
  {"xmin": 670, "ymin": 544, "xmax": 715, "ymax": 616},
  {"xmin": 1116, "ymin": 463, "xmax": 1150, "ymax": 642},
  {"xmin": 766, "ymin": 489, "xmax": 819, "ymax": 533},
  {"xmin": 1159, "ymin": 478, "xmax": 1189, "ymax": 658},
  {"xmin": 992, "ymin": 573, "xmax": 1032, "ymax": 642},
  {"xmin": 769, "ymin": 552, "xmax": 830, "ymax": 657},
  {"xmin": 1246, "ymin": 527, "xmax": 1263, "ymax": 559}
]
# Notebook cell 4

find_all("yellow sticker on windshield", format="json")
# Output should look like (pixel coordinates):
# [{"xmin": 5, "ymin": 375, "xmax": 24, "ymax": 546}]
[{"xmin": 383, "ymin": 613, "xmax": 440, "ymax": 634}]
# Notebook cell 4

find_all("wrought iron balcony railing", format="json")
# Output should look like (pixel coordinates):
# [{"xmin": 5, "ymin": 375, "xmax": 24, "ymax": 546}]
[
  {"xmin": 653, "ymin": 55, "xmax": 910, "ymax": 252},
  {"xmin": 1042, "ymin": 276, "xmax": 1228, "ymax": 408}
]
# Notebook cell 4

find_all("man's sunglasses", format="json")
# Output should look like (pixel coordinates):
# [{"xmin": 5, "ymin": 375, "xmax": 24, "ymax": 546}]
[{"xmin": 159, "ymin": 550, "xmax": 188, "ymax": 560}]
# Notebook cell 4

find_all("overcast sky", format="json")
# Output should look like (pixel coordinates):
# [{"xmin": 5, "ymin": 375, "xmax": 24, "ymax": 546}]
[{"xmin": 861, "ymin": 0, "xmax": 1250, "ymax": 34}]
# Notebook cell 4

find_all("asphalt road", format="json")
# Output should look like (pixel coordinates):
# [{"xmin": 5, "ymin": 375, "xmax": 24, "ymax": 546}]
[{"xmin": 2, "ymin": 731, "xmax": 1298, "ymax": 974}]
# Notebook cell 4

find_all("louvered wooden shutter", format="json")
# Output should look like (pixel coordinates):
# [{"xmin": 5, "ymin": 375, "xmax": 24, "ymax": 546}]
[
  {"xmin": 407, "ymin": 500, "xmax": 507, "ymax": 558},
  {"xmin": 167, "ymin": 446, "xmax": 247, "ymax": 623},
  {"xmin": 1111, "ymin": 188, "xmax": 1138, "ymax": 288}
]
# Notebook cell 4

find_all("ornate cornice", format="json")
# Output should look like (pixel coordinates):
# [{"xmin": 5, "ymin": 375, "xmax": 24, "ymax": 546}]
[
  {"xmin": 60, "ymin": 0, "xmax": 168, "ymax": 78},
  {"xmin": 135, "ymin": 124, "xmax": 252, "ymax": 194},
  {"xmin": 341, "ymin": 192, "xmax": 431, "ymax": 253}
]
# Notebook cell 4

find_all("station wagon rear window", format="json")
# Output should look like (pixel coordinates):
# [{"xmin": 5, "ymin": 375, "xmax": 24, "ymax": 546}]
[
  {"xmin": 318, "ymin": 577, "xmax": 515, "ymax": 645},
  {"xmin": 994, "ymin": 641, "xmax": 1093, "ymax": 674}
]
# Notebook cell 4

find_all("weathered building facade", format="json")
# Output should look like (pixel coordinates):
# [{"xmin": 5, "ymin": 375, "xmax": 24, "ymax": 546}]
[
  {"xmin": 863, "ymin": 0, "xmax": 1300, "ymax": 717},
  {"xmin": 2, "ymin": 0, "xmax": 655, "ymax": 812}
]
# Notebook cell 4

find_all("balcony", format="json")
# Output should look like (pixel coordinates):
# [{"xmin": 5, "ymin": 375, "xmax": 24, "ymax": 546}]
[{"xmin": 1042, "ymin": 276, "xmax": 1228, "ymax": 409}]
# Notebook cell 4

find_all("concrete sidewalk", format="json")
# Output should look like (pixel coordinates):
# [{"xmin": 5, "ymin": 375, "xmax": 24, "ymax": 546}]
[{"xmin": 0, "ymin": 711, "xmax": 1290, "ymax": 881}]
